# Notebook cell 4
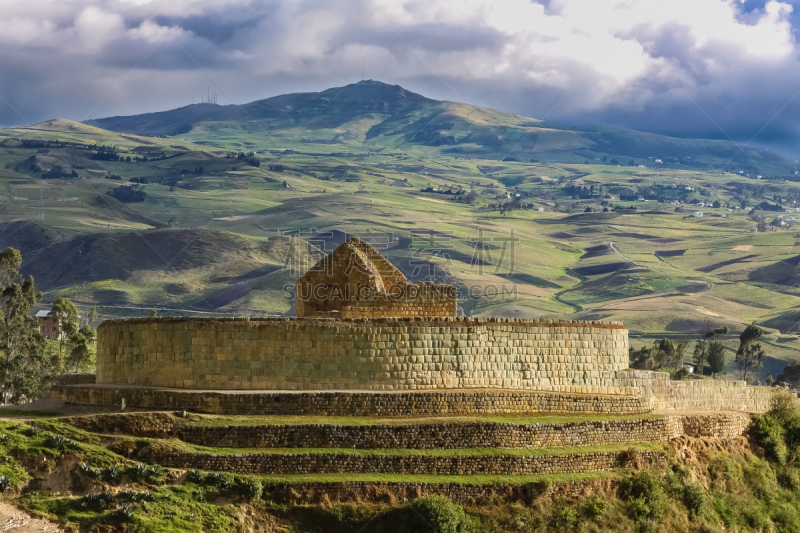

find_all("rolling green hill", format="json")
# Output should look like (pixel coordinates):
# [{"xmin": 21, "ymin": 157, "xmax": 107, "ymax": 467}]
[
  {"xmin": 3, "ymin": 81, "xmax": 800, "ymax": 379},
  {"xmin": 86, "ymin": 80, "xmax": 793, "ymax": 175}
]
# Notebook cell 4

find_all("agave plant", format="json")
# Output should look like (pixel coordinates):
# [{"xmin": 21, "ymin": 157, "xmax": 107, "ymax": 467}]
[{"xmin": 113, "ymin": 504, "xmax": 133, "ymax": 521}]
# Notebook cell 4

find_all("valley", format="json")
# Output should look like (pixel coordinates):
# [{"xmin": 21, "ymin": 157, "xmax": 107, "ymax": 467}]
[{"xmin": 2, "ymin": 81, "xmax": 800, "ymax": 380}]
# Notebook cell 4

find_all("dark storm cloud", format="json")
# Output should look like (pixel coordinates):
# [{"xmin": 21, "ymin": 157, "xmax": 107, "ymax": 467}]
[{"xmin": 0, "ymin": 0, "xmax": 800, "ymax": 156}]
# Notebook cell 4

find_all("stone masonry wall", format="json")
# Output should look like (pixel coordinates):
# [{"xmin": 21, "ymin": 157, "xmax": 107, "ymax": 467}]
[
  {"xmin": 260, "ymin": 478, "xmax": 618, "ymax": 505},
  {"xmin": 299, "ymin": 283, "xmax": 458, "ymax": 319},
  {"xmin": 96, "ymin": 317, "xmax": 630, "ymax": 393},
  {"xmin": 617, "ymin": 369, "xmax": 774, "ymax": 413},
  {"xmin": 138, "ymin": 448, "xmax": 665, "ymax": 476},
  {"xmin": 54, "ymin": 386, "xmax": 648, "ymax": 415},
  {"xmin": 295, "ymin": 237, "xmax": 457, "ymax": 319},
  {"xmin": 176, "ymin": 413, "xmax": 753, "ymax": 450}
]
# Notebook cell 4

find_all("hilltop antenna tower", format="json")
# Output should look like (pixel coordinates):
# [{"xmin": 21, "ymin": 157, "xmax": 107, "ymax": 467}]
[{"xmin": 362, "ymin": 56, "xmax": 365, "ymax": 80}]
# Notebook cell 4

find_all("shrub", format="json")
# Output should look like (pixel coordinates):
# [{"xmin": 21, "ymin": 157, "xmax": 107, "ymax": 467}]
[
  {"xmin": 244, "ymin": 478, "xmax": 262, "ymax": 501},
  {"xmin": 780, "ymin": 467, "xmax": 800, "ymax": 491},
  {"xmin": 582, "ymin": 496, "xmax": 608, "ymax": 519},
  {"xmin": 756, "ymin": 415, "xmax": 787, "ymax": 464},
  {"xmin": 548, "ymin": 500, "xmax": 579, "ymax": 531},
  {"xmin": 186, "ymin": 469, "xmax": 204, "ymax": 484},
  {"xmin": 683, "ymin": 484, "xmax": 706, "ymax": 518},
  {"xmin": 208, "ymin": 472, "xmax": 232, "ymax": 490},
  {"xmin": 104, "ymin": 464, "xmax": 121, "ymax": 481},
  {"xmin": 132, "ymin": 463, "xmax": 165, "ymax": 482},
  {"xmin": 407, "ymin": 496, "xmax": 474, "ymax": 533},
  {"xmin": 77, "ymin": 490, "xmax": 113, "ymax": 510},
  {"xmin": 622, "ymin": 471, "xmax": 668, "ymax": 523},
  {"xmin": 79, "ymin": 462, "xmax": 102, "ymax": 478},
  {"xmin": 113, "ymin": 504, "xmax": 133, "ymax": 521}
]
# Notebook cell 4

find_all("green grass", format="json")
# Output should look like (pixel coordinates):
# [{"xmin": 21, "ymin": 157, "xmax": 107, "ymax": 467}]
[
  {"xmin": 0, "ymin": 409, "xmax": 61, "ymax": 418},
  {"xmin": 5, "ymin": 107, "xmax": 800, "ymax": 377}
]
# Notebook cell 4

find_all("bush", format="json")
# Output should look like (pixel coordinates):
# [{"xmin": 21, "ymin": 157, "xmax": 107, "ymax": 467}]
[
  {"xmin": 104, "ymin": 464, "xmax": 121, "ymax": 481},
  {"xmin": 582, "ymin": 496, "xmax": 608, "ymax": 519},
  {"xmin": 622, "ymin": 471, "xmax": 668, "ymax": 523},
  {"xmin": 683, "ymin": 484, "xmax": 706, "ymax": 518},
  {"xmin": 113, "ymin": 504, "xmax": 133, "ymax": 521},
  {"xmin": 208, "ymin": 472, "xmax": 232, "ymax": 490},
  {"xmin": 780, "ymin": 467, "xmax": 800, "ymax": 491},
  {"xmin": 757, "ymin": 415, "xmax": 787, "ymax": 464},
  {"xmin": 407, "ymin": 496, "xmax": 474, "ymax": 533},
  {"xmin": 244, "ymin": 478, "xmax": 262, "ymax": 501},
  {"xmin": 548, "ymin": 499, "xmax": 579, "ymax": 530},
  {"xmin": 186, "ymin": 469, "xmax": 203, "ymax": 484},
  {"xmin": 132, "ymin": 463, "xmax": 164, "ymax": 482}
]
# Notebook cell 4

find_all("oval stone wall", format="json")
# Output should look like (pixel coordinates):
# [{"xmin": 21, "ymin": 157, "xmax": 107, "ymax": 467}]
[{"xmin": 96, "ymin": 317, "xmax": 629, "ymax": 393}]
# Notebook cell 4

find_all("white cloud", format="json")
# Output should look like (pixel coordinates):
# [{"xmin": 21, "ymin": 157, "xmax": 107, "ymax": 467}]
[{"xmin": 0, "ymin": 0, "xmax": 799, "ymax": 153}]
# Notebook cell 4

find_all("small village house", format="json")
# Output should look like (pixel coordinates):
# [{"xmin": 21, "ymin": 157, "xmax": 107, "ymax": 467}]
[{"xmin": 36, "ymin": 309, "xmax": 67, "ymax": 340}]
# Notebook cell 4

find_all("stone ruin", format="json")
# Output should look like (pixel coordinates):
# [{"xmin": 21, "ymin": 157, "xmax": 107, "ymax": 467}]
[
  {"xmin": 296, "ymin": 237, "xmax": 457, "ymax": 318},
  {"xmin": 54, "ymin": 236, "xmax": 776, "ymax": 416}
]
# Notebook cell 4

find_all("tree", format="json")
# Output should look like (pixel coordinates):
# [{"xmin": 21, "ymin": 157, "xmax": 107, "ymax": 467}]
[
  {"xmin": 49, "ymin": 298, "xmax": 78, "ymax": 357},
  {"xmin": 776, "ymin": 361, "xmax": 800, "ymax": 389},
  {"xmin": 66, "ymin": 325, "xmax": 95, "ymax": 373},
  {"xmin": 0, "ymin": 248, "xmax": 59, "ymax": 402},
  {"xmin": 736, "ymin": 322, "xmax": 766, "ymax": 383},
  {"xmin": 707, "ymin": 340, "xmax": 727, "ymax": 378},
  {"xmin": 150, "ymin": 310, "xmax": 158, "ymax": 317},
  {"xmin": 694, "ymin": 325, "xmax": 728, "ymax": 375},
  {"xmin": 87, "ymin": 306, "xmax": 99, "ymax": 325}
]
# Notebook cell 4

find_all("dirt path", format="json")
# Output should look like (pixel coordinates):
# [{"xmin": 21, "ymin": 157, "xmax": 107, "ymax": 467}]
[{"xmin": 0, "ymin": 501, "xmax": 63, "ymax": 532}]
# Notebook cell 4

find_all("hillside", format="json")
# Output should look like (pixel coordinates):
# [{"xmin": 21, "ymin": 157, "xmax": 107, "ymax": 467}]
[
  {"xmin": 86, "ymin": 80, "xmax": 793, "ymax": 174},
  {"xmin": 3, "ymin": 82, "xmax": 800, "ymax": 378}
]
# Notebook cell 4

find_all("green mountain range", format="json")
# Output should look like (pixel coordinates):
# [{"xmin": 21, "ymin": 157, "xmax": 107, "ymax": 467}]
[{"xmin": 87, "ymin": 80, "xmax": 791, "ymax": 174}]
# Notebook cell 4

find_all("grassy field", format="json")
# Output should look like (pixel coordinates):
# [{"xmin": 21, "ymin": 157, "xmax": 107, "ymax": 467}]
[{"xmin": 3, "ymin": 107, "xmax": 800, "ymax": 380}]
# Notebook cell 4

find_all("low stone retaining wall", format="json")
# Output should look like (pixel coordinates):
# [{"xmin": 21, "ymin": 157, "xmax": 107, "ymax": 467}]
[
  {"xmin": 176, "ymin": 413, "xmax": 752, "ymax": 450},
  {"xmin": 54, "ymin": 373, "xmax": 96, "ymax": 386},
  {"xmin": 617, "ymin": 370, "xmax": 774, "ymax": 413},
  {"xmin": 54, "ymin": 385, "xmax": 648, "ymax": 416},
  {"xmin": 138, "ymin": 449, "xmax": 665, "ymax": 476},
  {"xmin": 261, "ymin": 478, "xmax": 620, "ymax": 505}
]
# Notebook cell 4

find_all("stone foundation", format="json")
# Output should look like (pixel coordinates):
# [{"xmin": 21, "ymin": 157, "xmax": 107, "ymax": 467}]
[
  {"xmin": 96, "ymin": 317, "xmax": 630, "ymax": 394},
  {"xmin": 617, "ymin": 369, "xmax": 774, "ymax": 412},
  {"xmin": 260, "ymin": 478, "xmax": 620, "ymax": 505},
  {"xmin": 138, "ymin": 448, "xmax": 665, "ymax": 476},
  {"xmin": 53, "ymin": 385, "xmax": 648, "ymax": 416},
  {"xmin": 175, "ymin": 413, "xmax": 753, "ymax": 450}
]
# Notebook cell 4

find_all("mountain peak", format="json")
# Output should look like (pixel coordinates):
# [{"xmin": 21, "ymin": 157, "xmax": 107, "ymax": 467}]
[{"xmin": 316, "ymin": 79, "xmax": 432, "ymax": 107}]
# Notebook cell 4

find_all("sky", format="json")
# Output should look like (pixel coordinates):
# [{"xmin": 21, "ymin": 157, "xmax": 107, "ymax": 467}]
[{"xmin": 2, "ymin": 0, "xmax": 800, "ymax": 155}]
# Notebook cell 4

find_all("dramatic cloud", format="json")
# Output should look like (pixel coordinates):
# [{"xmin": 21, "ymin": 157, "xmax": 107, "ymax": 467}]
[{"xmin": 1, "ymin": 0, "xmax": 800, "ymax": 154}]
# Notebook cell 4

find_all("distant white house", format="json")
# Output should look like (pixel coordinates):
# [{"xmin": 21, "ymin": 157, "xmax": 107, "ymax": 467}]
[
  {"xmin": 693, "ymin": 211, "xmax": 704, "ymax": 217},
  {"xmin": 655, "ymin": 159, "xmax": 663, "ymax": 163}
]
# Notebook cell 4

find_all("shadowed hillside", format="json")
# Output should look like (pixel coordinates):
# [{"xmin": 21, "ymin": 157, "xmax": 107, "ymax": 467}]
[{"xmin": 86, "ymin": 80, "xmax": 792, "ymax": 172}]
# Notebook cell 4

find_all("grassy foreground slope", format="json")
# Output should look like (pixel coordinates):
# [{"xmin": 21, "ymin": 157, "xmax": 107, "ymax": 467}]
[{"xmin": 0, "ymin": 401, "xmax": 798, "ymax": 533}]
